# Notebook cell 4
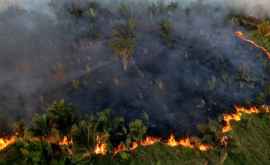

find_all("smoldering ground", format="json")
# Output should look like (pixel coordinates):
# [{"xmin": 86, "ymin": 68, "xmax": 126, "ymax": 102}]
[{"xmin": 0, "ymin": 0, "xmax": 269, "ymax": 136}]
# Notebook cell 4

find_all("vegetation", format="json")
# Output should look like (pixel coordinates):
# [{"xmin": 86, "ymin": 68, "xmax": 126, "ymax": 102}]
[
  {"xmin": 1, "ymin": 101, "xmax": 270, "ymax": 164},
  {"xmin": 2, "ymin": 2, "xmax": 270, "ymax": 165},
  {"xmin": 0, "ymin": 100, "xmax": 150, "ymax": 164},
  {"xmin": 233, "ymin": 16, "xmax": 270, "ymax": 52},
  {"xmin": 110, "ymin": 18, "xmax": 137, "ymax": 70},
  {"xmin": 159, "ymin": 19, "xmax": 175, "ymax": 48}
]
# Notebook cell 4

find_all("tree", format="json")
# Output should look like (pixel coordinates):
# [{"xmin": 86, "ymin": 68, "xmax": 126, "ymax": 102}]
[
  {"xmin": 71, "ymin": 119, "xmax": 97, "ymax": 150},
  {"xmin": 29, "ymin": 114, "xmax": 50, "ymax": 138},
  {"xmin": 47, "ymin": 100, "xmax": 76, "ymax": 136},
  {"xmin": 159, "ymin": 19, "xmax": 175, "ymax": 48},
  {"xmin": 110, "ymin": 18, "xmax": 137, "ymax": 70},
  {"xmin": 127, "ymin": 119, "xmax": 147, "ymax": 142}
]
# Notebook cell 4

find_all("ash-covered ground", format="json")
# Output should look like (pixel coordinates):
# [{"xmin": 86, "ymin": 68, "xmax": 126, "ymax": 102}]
[{"xmin": 0, "ymin": 0, "xmax": 269, "ymax": 136}]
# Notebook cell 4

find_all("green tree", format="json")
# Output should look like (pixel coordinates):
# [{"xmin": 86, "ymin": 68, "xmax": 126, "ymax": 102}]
[
  {"xmin": 159, "ymin": 19, "xmax": 175, "ymax": 48},
  {"xmin": 71, "ymin": 118, "xmax": 97, "ymax": 150},
  {"xmin": 29, "ymin": 114, "xmax": 50, "ymax": 138},
  {"xmin": 127, "ymin": 119, "xmax": 147, "ymax": 142},
  {"xmin": 110, "ymin": 18, "xmax": 137, "ymax": 70},
  {"xmin": 47, "ymin": 100, "xmax": 76, "ymax": 136}
]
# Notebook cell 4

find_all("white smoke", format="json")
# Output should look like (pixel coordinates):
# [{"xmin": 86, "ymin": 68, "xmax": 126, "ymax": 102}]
[
  {"xmin": 0, "ymin": 0, "xmax": 270, "ymax": 18},
  {"xmin": 225, "ymin": 0, "xmax": 270, "ymax": 18},
  {"xmin": 0, "ymin": 0, "xmax": 52, "ymax": 15}
]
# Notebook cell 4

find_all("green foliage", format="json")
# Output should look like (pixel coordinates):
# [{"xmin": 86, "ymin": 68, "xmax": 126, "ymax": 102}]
[
  {"xmin": 3, "ymin": 98, "xmax": 270, "ymax": 165},
  {"xmin": 198, "ymin": 119, "xmax": 223, "ymax": 145},
  {"xmin": 0, "ymin": 139, "xmax": 72, "ymax": 165},
  {"xmin": 47, "ymin": 100, "xmax": 76, "ymax": 135},
  {"xmin": 96, "ymin": 109, "xmax": 112, "ymax": 133},
  {"xmin": 257, "ymin": 21, "xmax": 270, "ymax": 37},
  {"xmin": 224, "ymin": 114, "xmax": 270, "ymax": 165},
  {"xmin": 254, "ymin": 83, "xmax": 270, "ymax": 104},
  {"xmin": 85, "ymin": 2, "xmax": 101, "ymax": 40},
  {"xmin": 159, "ymin": 19, "xmax": 175, "ymax": 47},
  {"xmin": 127, "ymin": 119, "xmax": 147, "ymax": 142},
  {"xmin": 29, "ymin": 114, "xmax": 50, "ymax": 138},
  {"xmin": 250, "ymin": 20, "xmax": 270, "ymax": 53},
  {"xmin": 148, "ymin": 2, "xmax": 178, "ymax": 16},
  {"xmin": 71, "ymin": 119, "xmax": 97, "ymax": 150},
  {"xmin": 118, "ymin": 3, "xmax": 132, "ymax": 18},
  {"xmin": 110, "ymin": 18, "xmax": 137, "ymax": 70}
]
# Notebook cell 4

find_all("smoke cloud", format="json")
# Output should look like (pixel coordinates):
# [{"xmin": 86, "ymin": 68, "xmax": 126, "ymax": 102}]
[{"xmin": 0, "ymin": 0, "xmax": 269, "ymax": 135}]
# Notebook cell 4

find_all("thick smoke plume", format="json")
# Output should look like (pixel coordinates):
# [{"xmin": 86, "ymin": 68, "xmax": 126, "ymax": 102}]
[{"xmin": 0, "ymin": 0, "xmax": 269, "ymax": 136}]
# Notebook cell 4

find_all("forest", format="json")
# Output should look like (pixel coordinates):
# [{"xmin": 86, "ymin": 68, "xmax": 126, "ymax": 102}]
[{"xmin": 1, "ymin": 0, "xmax": 270, "ymax": 164}]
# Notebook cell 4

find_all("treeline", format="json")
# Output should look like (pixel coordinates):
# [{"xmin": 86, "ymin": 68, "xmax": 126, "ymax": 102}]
[{"xmin": 0, "ymin": 100, "xmax": 149, "ymax": 164}]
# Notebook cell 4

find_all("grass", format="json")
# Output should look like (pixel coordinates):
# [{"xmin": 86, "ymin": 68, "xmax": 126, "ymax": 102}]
[
  {"xmin": 224, "ymin": 113, "xmax": 270, "ymax": 165},
  {"xmin": 92, "ymin": 113, "xmax": 270, "ymax": 165}
]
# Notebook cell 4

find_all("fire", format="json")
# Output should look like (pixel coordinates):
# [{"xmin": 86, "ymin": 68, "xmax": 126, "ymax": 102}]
[
  {"xmin": 0, "ymin": 136, "xmax": 16, "ymax": 151},
  {"xmin": 113, "ymin": 136, "xmax": 160, "ymax": 155},
  {"xmin": 166, "ymin": 134, "xmax": 211, "ymax": 151},
  {"xmin": 167, "ymin": 134, "xmax": 178, "ymax": 147},
  {"xmin": 113, "ymin": 143, "xmax": 127, "ymax": 155},
  {"xmin": 140, "ymin": 136, "xmax": 160, "ymax": 146},
  {"xmin": 94, "ymin": 135, "xmax": 108, "ymax": 155},
  {"xmin": 222, "ymin": 106, "xmax": 269, "ymax": 133},
  {"xmin": 130, "ymin": 142, "xmax": 139, "ymax": 151},
  {"xmin": 235, "ymin": 31, "xmax": 270, "ymax": 59},
  {"xmin": 198, "ymin": 144, "xmax": 212, "ymax": 151},
  {"xmin": 1, "ymin": 105, "xmax": 269, "ymax": 155},
  {"xmin": 178, "ymin": 138, "xmax": 194, "ymax": 149},
  {"xmin": 58, "ymin": 136, "xmax": 73, "ymax": 145}
]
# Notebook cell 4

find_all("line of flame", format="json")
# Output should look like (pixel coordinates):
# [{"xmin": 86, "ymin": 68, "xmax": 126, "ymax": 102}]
[
  {"xmin": 1, "ymin": 106, "xmax": 269, "ymax": 154},
  {"xmin": 222, "ymin": 105, "xmax": 270, "ymax": 133},
  {"xmin": 93, "ymin": 105, "xmax": 270, "ymax": 155},
  {"xmin": 235, "ymin": 31, "xmax": 270, "ymax": 59}
]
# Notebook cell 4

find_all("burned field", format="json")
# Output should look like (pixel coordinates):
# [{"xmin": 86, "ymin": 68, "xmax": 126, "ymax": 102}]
[
  {"xmin": 40, "ymin": 3, "xmax": 270, "ymax": 137},
  {"xmin": 1, "ymin": 1, "xmax": 270, "ymax": 165}
]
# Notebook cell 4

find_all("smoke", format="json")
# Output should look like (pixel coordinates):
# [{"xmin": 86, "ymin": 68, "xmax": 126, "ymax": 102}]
[
  {"xmin": 1, "ymin": 0, "xmax": 270, "ymax": 17},
  {"xmin": 0, "ymin": 0, "xmax": 269, "ymax": 135}
]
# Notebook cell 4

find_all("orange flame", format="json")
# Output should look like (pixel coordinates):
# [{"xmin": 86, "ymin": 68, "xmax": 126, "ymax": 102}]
[
  {"xmin": 113, "ymin": 136, "xmax": 160, "ymax": 155},
  {"xmin": 198, "ymin": 144, "xmax": 212, "ymax": 151},
  {"xmin": 94, "ymin": 135, "xmax": 108, "ymax": 155},
  {"xmin": 1, "ymin": 105, "xmax": 269, "ymax": 154},
  {"xmin": 167, "ymin": 134, "xmax": 178, "ymax": 147},
  {"xmin": 222, "ymin": 106, "xmax": 269, "ymax": 133},
  {"xmin": 130, "ymin": 142, "xmax": 139, "ymax": 151},
  {"xmin": 178, "ymin": 137, "xmax": 194, "ymax": 149},
  {"xmin": 235, "ymin": 31, "xmax": 270, "ymax": 59},
  {"xmin": 166, "ymin": 134, "xmax": 211, "ymax": 151},
  {"xmin": 58, "ymin": 136, "xmax": 73, "ymax": 146},
  {"xmin": 0, "ymin": 136, "xmax": 16, "ymax": 151},
  {"xmin": 113, "ymin": 143, "xmax": 127, "ymax": 155},
  {"xmin": 140, "ymin": 136, "xmax": 160, "ymax": 146}
]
